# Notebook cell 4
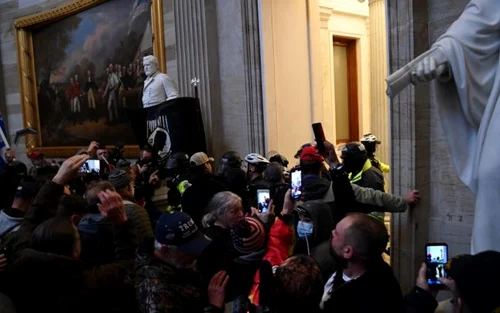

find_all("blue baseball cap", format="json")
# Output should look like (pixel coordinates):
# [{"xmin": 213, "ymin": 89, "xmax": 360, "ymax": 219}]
[{"xmin": 155, "ymin": 211, "xmax": 211, "ymax": 255}]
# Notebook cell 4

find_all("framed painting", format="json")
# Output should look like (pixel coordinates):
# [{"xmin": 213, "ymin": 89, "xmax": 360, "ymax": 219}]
[{"xmin": 14, "ymin": 0, "xmax": 166, "ymax": 158}]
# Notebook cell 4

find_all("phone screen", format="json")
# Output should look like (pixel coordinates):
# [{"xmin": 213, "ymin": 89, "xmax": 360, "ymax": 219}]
[
  {"xmin": 80, "ymin": 160, "xmax": 101, "ymax": 174},
  {"xmin": 290, "ymin": 170, "xmax": 302, "ymax": 199},
  {"xmin": 426, "ymin": 243, "xmax": 448, "ymax": 285},
  {"xmin": 257, "ymin": 189, "xmax": 271, "ymax": 213}
]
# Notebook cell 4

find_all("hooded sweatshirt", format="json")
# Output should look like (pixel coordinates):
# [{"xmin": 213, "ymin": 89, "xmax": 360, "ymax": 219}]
[
  {"xmin": 302, "ymin": 175, "xmax": 331, "ymax": 201},
  {"xmin": 0, "ymin": 208, "xmax": 24, "ymax": 240}
]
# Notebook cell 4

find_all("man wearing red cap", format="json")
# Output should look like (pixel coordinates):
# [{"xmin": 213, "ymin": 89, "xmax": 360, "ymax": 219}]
[{"xmin": 299, "ymin": 146, "xmax": 330, "ymax": 201}]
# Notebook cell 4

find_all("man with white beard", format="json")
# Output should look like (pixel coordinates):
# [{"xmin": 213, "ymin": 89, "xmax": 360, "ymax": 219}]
[{"xmin": 142, "ymin": 55, "xmax": 179, "ymax": 108}]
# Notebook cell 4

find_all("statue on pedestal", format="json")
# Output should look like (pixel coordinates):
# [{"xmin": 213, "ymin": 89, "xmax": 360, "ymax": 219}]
[
  {"xmin": 142, "ymin": 55, "xmax": 179, "ymax": 108},
  {"xmin": 387, "ymin": 0, "xmax": 500, "ymax": 253},
  {"xmin": 141, "ymin": 55, "xmax": 180, "ymax": 161},
  {"xmin": 126, "ymin": 55, "xmax": 206, "ymax": 163}
]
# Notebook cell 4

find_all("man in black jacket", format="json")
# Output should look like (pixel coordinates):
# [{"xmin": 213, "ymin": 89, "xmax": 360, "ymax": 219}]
[
  {"xmin": 341, "ymin": 142, "xmax": 385, "ymax": 192},
  {"xmin": 321, "ymin": 213, "xmax": 404, "ymax": 313},
  {"xmin": 182, "ymin": 152, "xmax": 226, "ymax": 226}
]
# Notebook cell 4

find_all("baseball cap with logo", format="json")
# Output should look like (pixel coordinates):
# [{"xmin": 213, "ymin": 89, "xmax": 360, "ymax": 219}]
[
  {"xmin": 446, "ymin": 251, "xmax": 500, "ymax": 313},
  {"xmin": 155, "ymin": 211, "xmax": 211, "ymax": 255},
  {"xmin": 299, "ymin": 146, "xmax": 324, "ymax": 162},
  {"xmin": 190, "ymin": 152, "xmax": 215, "ymax": 167}
]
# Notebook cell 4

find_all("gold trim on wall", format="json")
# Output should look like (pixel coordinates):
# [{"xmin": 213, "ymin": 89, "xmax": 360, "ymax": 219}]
[
  {"xmin": 151, "ymin": 0, "xmax": 166, "ymax": 73},
  {"xmin": 14, "ymin": 0, "xmax": 165, "ymax": 158}
]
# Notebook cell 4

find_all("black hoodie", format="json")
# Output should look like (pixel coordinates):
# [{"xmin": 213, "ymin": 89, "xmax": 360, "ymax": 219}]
[{"xmin": 302, "ymin": 175, "xmax": 331, "ymax": 201}]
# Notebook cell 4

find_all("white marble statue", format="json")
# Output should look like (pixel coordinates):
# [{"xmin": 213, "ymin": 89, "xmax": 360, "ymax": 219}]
[
  {"xmin": 386, "ymin": 0, "xmax": 500, "ymax": 253},
  {"xmin": 142, "ymin": 55, "xmax": 179, "ymax": 108}
]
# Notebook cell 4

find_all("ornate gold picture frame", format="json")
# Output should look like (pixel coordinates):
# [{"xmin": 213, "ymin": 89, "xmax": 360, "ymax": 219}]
[{"xmin": 14, "ymin": 0, "xmax": 166, "ymax": 158}]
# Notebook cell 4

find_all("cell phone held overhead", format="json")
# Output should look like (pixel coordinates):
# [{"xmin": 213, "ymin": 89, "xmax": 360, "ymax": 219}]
[
  {"xmin": 80, "ymin": 160, "xmax": 100, "ymax": 174},
  {"xmin": 290, "ymin": 169, "xmax": 302, "ymax": 199},
  {"xmin": 257, "ymin": 189, "xmax": 271, "ymax": 213},
  {"xmin": 312, "ymin": 122, "xmax": 326, "ymax": 155},
  {"xmin": 425, "ymin": 243, "xmax": 449, "ymax": 286}
]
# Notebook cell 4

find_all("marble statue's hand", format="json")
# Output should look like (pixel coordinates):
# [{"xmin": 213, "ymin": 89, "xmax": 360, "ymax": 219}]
[{"xmin": 411, "ymin": 49, "xmax": 449, "ymax": 84}]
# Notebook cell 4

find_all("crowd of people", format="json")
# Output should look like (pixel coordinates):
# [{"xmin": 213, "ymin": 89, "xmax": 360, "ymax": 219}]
[{"xmin": 0, "ymin": 135, "xmax": 498, "ymax": 313}]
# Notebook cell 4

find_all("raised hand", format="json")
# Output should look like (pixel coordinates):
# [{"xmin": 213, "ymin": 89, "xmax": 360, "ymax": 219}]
[
  {"xmin": 251, "ymin": 200, "xmax": 276, "ymax": 225},
  {"xmin": 148, "ymin": 170, "xmax": 159, "ymax": 185},
  {"xmin": 323, "ymin": 140, "xmax": 340, "ymax": 168},
  {"xmin": 208, "ymin": 271, "xmax": 229, "ymax": 309},
  {"xmin": 86, "ymin": 141, "xmax": 99, "ymax": 157},
  {"xmin": 52, "ymin": 154, "xmax": 90, "ymax": 185},
  {"xmin": 97, "ymin": 190, "xmax": 127, "ymax": 225},
  {"xmin": 416, "ymin": 263, "xmax": 438, "ymax": 298},
  {"xmin": 406, "ymin": 190, "xmax": 421, "ymax": 207},
  {"xmin": 282, "ymin": 190, "xmax": 295, "ymax": 216},
  {"xmin": 438, "ymin": 277, "xmax": 459, "ymax": 299}
]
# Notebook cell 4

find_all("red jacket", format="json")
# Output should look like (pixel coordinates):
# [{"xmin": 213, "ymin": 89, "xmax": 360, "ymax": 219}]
[{"xmin": 248, "ymin": 216, "xmax": 295, "ymax": 306}]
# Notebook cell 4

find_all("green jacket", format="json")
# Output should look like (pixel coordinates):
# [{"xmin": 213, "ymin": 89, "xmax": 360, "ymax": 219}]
[{"xmin": 322, "ymin": 182, "xmax": 409, "ymax": 213}]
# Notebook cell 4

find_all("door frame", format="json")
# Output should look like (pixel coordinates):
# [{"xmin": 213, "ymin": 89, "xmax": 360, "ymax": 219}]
[{"xmin": 333, "ymin": 36, "xmax": 359, "ymax": 143}]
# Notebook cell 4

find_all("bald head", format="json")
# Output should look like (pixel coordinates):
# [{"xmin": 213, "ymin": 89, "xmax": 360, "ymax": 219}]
[{"xmin": 343, "ymin": 213, "xmax": 389, "ymax": 261}]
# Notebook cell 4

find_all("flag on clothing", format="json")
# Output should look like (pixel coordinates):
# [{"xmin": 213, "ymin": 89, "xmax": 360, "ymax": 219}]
[{"xmin": 0, "ymin": 113, "xmax": 10, "ymax": 171}]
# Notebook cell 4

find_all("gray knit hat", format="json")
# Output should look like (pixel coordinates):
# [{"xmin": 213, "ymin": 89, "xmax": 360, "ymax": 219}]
[{"xmin": 108, "ymin": 169, "xmax": 131, "ymax": 190}]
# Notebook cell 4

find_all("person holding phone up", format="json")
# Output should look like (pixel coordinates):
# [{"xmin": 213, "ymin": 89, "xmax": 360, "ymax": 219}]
[{"xmin": 406, "ymin": 250, "xmax": 500, "ymax": 313}]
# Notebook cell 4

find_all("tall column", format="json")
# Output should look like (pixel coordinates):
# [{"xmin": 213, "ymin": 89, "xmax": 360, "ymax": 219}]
[
  {"xmin": 241, "ymin": 0, "xmax": 265, "ymax": 154},
  {"xmin": 172, "ymin": 0, "xmax": 265, "ymax": 157},
  {"xmin": 319, "ymin": 7, "xmax": 335, "ymax": 141},
  {"xmin": 387, "ymin": 0, "xmax": 431, "ymax": 292},
  {"xmin": 369, "ymin": 0, "xmax": 391, "ymax": 265},
  {"xmin": 173, "ymin": 0, "xmax": 223, "ymax": 155},
  {"xmin": 368, "ymin": 0, "xmax": 389, "ymax": 179},
  {"xmin": 306, "ymin": 0, "xmax": 323, "ymax": 126}
]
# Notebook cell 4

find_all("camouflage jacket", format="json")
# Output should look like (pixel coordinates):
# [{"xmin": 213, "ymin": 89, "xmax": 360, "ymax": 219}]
[{"xmin": 130, "ymin": 243, "xmax": 206, "ymax": 313}]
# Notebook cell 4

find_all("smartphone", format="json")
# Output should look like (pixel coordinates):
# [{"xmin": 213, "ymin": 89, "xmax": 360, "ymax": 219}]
[
  {"xmin": 290, "ymin": 169, "xmax": 302, "ymax": 199},
  {"xmin": 425, "ymin": 243, "xmax": 449, "ymax": 286},
  {"xmin": 312, "ymin": 123, "xmax": 326, "ymax": 155},
  {"xmin": 80, "ymin": 160, "xmax": 101, "ymax": 174},
  {"xmin": 257, "ymin": 189, "xmax": 271, "ymax": 213}
]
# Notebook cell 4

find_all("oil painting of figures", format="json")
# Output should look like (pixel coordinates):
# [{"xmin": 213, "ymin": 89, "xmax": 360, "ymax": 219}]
[{"xmin": 33, "ymin": 0, "xmax": 152, "ymax": 146}]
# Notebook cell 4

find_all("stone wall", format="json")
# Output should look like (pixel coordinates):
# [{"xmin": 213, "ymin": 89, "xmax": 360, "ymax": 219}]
[
  {"xmin": 388, "ymin": 0, "xmax": 475, "ymax": 291},
  {"xmin": 0, "ymin": 0, "xmax": 67, "ymax": 164}
]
